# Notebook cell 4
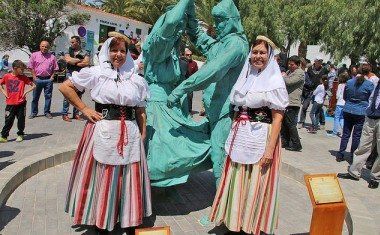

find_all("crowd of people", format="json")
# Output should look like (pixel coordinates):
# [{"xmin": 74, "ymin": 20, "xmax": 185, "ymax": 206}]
[
  {"xmin": 0, "ymin": 0, "xmax": 379, "ymax": 233},
  {"xmin": 278, "ymin": 53, "xmax": 379, "ymax": 188}
]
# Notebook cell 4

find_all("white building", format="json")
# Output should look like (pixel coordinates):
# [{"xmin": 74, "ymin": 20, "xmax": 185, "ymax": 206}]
[
  {"xmin": 288, "ymin": 41, "xmax": 350, "ymax": 66},
  {"xmin": 0, "ymin": 4, "xmax": 152, "ymax": 63}
]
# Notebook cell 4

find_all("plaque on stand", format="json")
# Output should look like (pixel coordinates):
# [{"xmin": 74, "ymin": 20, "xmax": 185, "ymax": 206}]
[
  {"xmin": 305, "ymin": 174, "xmax": 347, "ymax": 235},
  {"xmin": 135, "ymin": 226, "xmax": 171, "ymax": 235}
]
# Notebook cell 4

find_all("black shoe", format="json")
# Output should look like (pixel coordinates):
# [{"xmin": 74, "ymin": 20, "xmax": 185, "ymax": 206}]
[
  {"xmin": 335, "ymin": 152, "xmax": 345, "ymax": 162},
  {"xmin": 307, "ymin": 127, "xmax": 317, "ymax": 134},
  {"xmin": 336, "ymin": 156, "xmax": 345, "ymax": 162},
  {"xmin": 366, "ymin": 164, "xmax": 373, "ymax": 170},
  {"xmin": 285, "ymin": 146, "xmax": 302, "ymax": 152},
  {"xmin": 337, "ymin": 173, "xmax": 359, "ymax": 181},
  {"xmin": 282, "ymin": 142, "xmax": 289, "ymax": 148},
  {"xmin": 368, "ymin": 180, "xmax": 379, "ymax": 189},
  {"xmin": 45, "ymin": 113, "xmax": 53, "ymax": 119}
]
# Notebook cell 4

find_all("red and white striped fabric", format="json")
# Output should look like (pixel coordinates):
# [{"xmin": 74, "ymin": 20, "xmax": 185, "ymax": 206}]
[
  {"xmin": 65, "ymin": 123, "xmax": 152, "ymax": 231},
  {"xmin": 210, "ymin": 136, "xmax": 281, "ymax": 234}
]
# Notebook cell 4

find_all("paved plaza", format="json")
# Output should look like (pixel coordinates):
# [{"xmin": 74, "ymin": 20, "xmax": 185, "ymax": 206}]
[
  {"xmin": 0, "ymin": 161, "xmax": 315, "ymax": 235},
  {"xmin": 0, "ymin": 84, "xmax": 379, "ymax": 234}
]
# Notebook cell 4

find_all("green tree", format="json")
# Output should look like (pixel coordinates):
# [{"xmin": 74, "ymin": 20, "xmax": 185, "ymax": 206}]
[
  {"xmin": 98, "ymin": 0, "xmax": 380, "ymax": 63},
  {"xmin": 318, "ymin": 0, "xmax": 380, "ymax": 63},
  {"xmin": 94, "ymin": 0, "xmax": 129, "ymax": 15},
  {"xmin": 194, "ymin": 0, "xmax": 217, "ymax": 26},
  {"xmin": 0, "ymin": 0, "xmax": 90, "ymax": 54},
  {"xmin": 98, "ymin": 0, "xmax": 176, "ymax": 25}
]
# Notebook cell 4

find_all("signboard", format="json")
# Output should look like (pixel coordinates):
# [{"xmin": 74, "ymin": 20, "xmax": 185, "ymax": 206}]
[
  {"xmin": 308, "ymin": 175, "xmax": 344, "ymax": 204},
  {"xmin": 135, "ymin": 227, "xmax": 170, "ymax": 235},
  {"xmin": 78, "ymin": 26, "xmax": 87, "ymax": 37},
  {"xmin": 85, "ymin": 30, "xmax": 95, "ymax": 54},
  {"xmin": 304, "ymin": 174, "xmax": 347, "ymax": 235},
  {"xmin": 99, "ymin": 19, "xmax": 118, "ymax": 27}
]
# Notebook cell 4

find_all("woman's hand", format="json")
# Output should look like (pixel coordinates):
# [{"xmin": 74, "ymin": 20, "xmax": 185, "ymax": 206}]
[
  {"xmin": 81, "ymin": 107, "xmax": 103, "ymax": 123},
  {"xmin": 259, "ymin": 110, "xmax": 284, "ymax": 167},
  {"xmin": 138, "ymin": 62, "xmax": 144, "ymax": 71},
  {"xmin": 259, "ymin": 148, "xmax": 274, "ymax": 167}
]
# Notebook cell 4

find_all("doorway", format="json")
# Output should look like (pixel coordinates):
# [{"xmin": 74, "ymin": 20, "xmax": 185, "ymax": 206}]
[{"xmin": 99, "ymin": 24, "xmax": 116, "ymax": 43}]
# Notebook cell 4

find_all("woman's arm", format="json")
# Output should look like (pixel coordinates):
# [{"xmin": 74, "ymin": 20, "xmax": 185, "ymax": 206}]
[
  {"xmin": 135, "ymin": 107, "xmax": 147, "ymax": 142},
  {"xmin": 58, "ymin": 79, "xmax": 102, "ymax": 123},
  {"xmin": 260, "ymin": 109, "xmax": 284, "ymax": 166}
]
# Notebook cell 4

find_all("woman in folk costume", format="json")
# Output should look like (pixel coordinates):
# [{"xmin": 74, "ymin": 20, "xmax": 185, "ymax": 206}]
[
  {"xmin": 60, "ymin": 33, "xmax": 152, "ymax": 231},
  {"xmin": 209, "ymin": 36, "xmax": 289, "ymax": 234}
]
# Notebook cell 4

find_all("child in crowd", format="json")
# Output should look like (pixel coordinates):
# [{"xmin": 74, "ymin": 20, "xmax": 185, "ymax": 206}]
[
  {"xmin": 331, "ymin": 73, "xmax": 349, "ymax": 136},
  {"xmin": 308, "ymin": 75, "xmax": 328, "ymax": 133},
  {"xmin": 0, "ymin": 60, "xmax": 36, "ymax": 142}
]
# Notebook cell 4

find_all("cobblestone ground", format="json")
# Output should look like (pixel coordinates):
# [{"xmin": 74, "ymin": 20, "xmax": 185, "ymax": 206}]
[
  {"xmin": 0, "ymin": 161, "xmax": 317, "ymax": 235},
  {"xmin": 282, "ymin": 126, "xmax": 380, "ymax": 234},
  {"xmin": 0, "ymin": 84, "xmax": 378, "ymax": 234}
]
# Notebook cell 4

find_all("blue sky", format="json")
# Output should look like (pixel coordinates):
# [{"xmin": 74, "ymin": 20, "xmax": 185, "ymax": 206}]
[{"xmin": 85, "ymin": 0, "xmax": 101, "ymax": 6}]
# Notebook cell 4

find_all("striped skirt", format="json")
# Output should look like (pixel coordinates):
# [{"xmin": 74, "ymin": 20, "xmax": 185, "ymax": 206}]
[
  {"xmin": 65, "ymin": 123, "xmax": 152, "ymax": 231},
  {"xmin": 209, "ymin": 140, "xmax": 281, "ymax": 234}
]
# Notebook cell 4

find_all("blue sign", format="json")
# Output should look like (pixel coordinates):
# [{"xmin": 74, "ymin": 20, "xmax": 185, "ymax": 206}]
[
  {"xmin": 78, "ymin": 26, "xmax": 87, "ymax": 37},
  {"xmin": 86, "ymin": 30, "xmax": 95, "ymax": 54}
]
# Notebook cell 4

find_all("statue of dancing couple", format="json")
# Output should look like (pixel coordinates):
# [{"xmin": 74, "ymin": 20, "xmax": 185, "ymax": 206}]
[
  {"xmin": 144, "ymin": 0, "xmax": 249, "ymax": 187},
  {"xmin": 145, "ymin": 0, "xmax": 288, "ymax": 233},
  {"xmin": 143, "ymin": 0, "xmax": 289, "ymax": 234},
  {"xmin": 61, "ymin": 0, "xmax": 288, "ymax": 233}
]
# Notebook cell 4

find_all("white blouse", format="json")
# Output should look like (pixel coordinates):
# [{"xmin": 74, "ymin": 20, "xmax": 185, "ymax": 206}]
[
  {"xmin": 70, "ymin": 66, "xmax": 149, "ymax": 107},
  {"xmin": 69, "ymin": 66, "xmax": 150, "ymax": 165},
  {"xmin": 231, "ymin": 88, "xmax": 289, "ymax": 111},
  {"xmin": 227, "ymin": 88, "xmax": 288, "ymax": 165}
]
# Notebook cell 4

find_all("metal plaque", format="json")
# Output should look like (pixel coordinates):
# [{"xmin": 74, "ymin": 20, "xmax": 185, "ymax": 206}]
[{"xmin": 308, "ymin": 176, "xmax": 344, "ymax": 204}]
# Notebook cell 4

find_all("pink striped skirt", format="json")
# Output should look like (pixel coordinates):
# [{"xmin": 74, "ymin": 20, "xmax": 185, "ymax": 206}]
[
  {"xmin": 209, "ymin": 140, "xmax": 281, "ymax": 234},
  {"xmin": 65, "ymin": 123, "xmax": 152, "ymax": 231}
]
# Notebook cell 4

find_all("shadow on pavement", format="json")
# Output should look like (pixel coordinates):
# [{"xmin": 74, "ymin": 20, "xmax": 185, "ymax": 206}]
[
  {"xmin": 328, "ymin": 150, "xmax": 353, "ymax": 164},
  {"xmin": 0, "ymin": 151, "xmax": 15, "ymax": 158},
  {"xmin": 207, "ymin": 224, "xmax": 229, "ymax": 234},
  {"xmin": 328, "ymin": 149, "xmax": 339, "ymax": 156},
  {"xmin": 72, "ymin": 223, "xmax": 137, "ymax": 234},
  {"xmin": 151, "ymin": 171, "xmax": 216, "ymax": 217},
  {"xmin": 23, "ymin": 133, "xmax": 52, "ymax": 141},
  {"xmin": 0, "ymin": 160, "xmax": 15, "ymax": 171},
  {"xmin": 0, "ymin": 205, "xmax": 20, "ymax": 231},
  {"xmin": 51, "ymin": 112, "xmax": 64, "ymax": 118},
  {"xmin": 207, "ymin": 226, "xmax": 310, "ymax": 235},
  {"xmin": 33, "ymin": 112, "xmax": 62, "ymax": 118}
]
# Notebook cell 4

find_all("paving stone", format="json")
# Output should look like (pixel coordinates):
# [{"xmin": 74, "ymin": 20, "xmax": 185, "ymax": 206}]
[
  {"xmin": 0, "ymin": 88, "xmax": 378, "ymax": 234},
  {"xmin": 0, "ymin": 161, "xmax": 330, "ymax": 234},
  {"xmin": 174, "ymin": 218, "xmax": 193, "ymax": 232}
]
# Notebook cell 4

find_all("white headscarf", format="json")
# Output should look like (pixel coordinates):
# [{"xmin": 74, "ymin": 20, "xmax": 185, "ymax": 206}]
[
  {"xmin": 230, "ymin": 45, "xmax": 286, "ymax": 103},
  {"xmin": 98, "ymin": 37, "xmax": 135, "ymax": 80}
]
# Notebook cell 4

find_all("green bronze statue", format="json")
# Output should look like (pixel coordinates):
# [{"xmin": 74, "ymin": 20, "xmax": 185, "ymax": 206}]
[
  {"xmin": 144, "ymin": 0, "xmax": 248, "ymax": 186},
  {"xmin": 167, "ymin": 0, "xmax": 249, "ymax": 183},
  {"xmin": 143, "ymin": 0, "xmax": 211, "ymax": 187}
]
